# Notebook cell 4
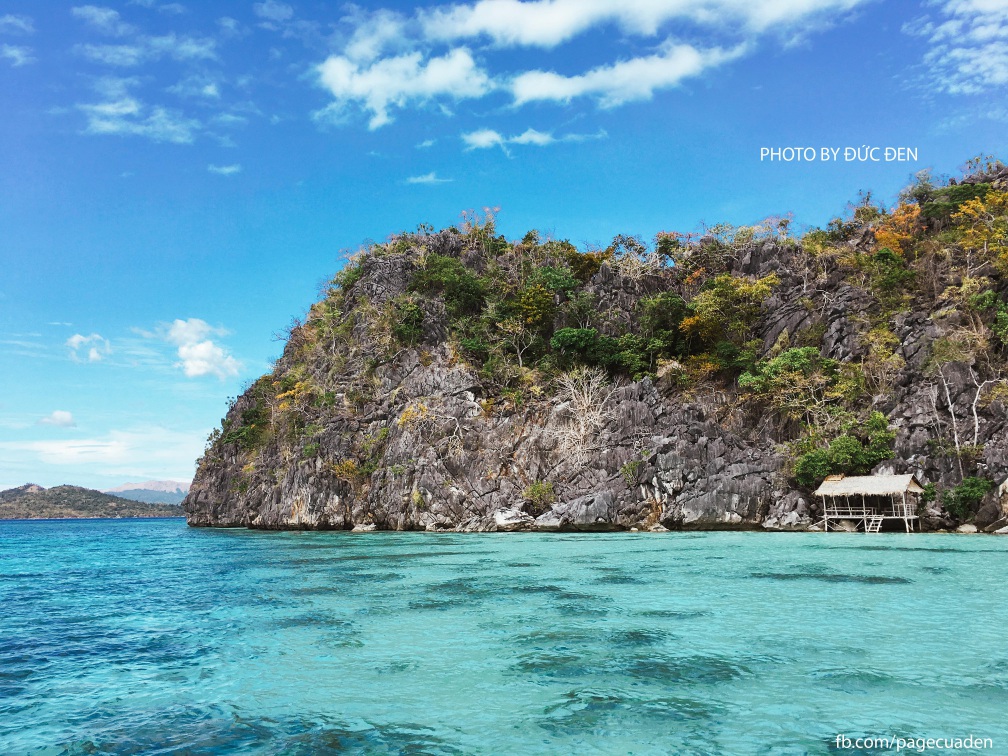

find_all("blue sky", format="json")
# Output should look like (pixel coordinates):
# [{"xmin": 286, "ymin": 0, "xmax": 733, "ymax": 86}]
[{"xmin": 1, "ymin": 0, "xmax": 1006, "ymax": 490}]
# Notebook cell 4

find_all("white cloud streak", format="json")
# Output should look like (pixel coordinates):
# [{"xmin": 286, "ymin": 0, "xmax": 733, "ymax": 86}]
[
  {"xmin": 78, "ymin": 97, "xmax": 200, "ymax": 143},
  {"xmin": 406, "ymin": 171, "xmax": 453, "ymax": 184},
  {"xmin": 76, "ymin": 33, "xmax": 217, "ymax": 66},
  {"xmin": 0, "ymin": 426, "xmax": 207, "ymax": 480},
  {"xmin": 71, "ymin": 5, "xmax": 137, "ymax": 36},
  {"xmin": 462, "ymin": 126, "xmax": 606, "ymax": 152},
  {"xmin": 512, "ymin": 42, "xmax": 743, "ymax": 106},
  {"xmin": 0, "ymin": 14, "xmax": 34, "ymax": 34},
  {"xmin": 207, "ymin": 163, "xmax": 242, "ymax": 175},
  {"xmin": 1, "ymin": 44, "xmax": 34, "ymax": 66}
]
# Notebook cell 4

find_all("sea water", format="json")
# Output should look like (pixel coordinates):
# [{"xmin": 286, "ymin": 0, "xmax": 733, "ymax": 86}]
[{"xmin": 1, "ymin": 519, "xmax": 1006, "ymax": 755}]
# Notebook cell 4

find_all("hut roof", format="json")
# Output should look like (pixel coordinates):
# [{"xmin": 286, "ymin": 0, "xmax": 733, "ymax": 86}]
[{"xmin": 814, "ymin": 474, "xmax": 925, "ymax": 497}]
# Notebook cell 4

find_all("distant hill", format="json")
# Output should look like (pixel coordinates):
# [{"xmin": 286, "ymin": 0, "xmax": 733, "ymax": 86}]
[
  {"xmin": 0, "ymin": 484, "xmax": 184, "ymax": 520},
  {"xmin": 104, "ymin": 480, "xmax": 190, "ymax": 505},
  {"xmin": 0, "ymin": 483, "xmax": 45, "ymax": 504}
]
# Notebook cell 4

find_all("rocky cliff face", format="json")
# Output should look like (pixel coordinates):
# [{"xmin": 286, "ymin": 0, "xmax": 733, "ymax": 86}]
[{"xmin": 185, "ymin": 189, "xmax": 1008, "ymax": 532}]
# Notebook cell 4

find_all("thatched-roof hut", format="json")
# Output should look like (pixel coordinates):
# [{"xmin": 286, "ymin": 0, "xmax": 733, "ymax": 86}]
[{"xmin": 814, "ymin": 474, "xmax": 924, "ymax": 532}]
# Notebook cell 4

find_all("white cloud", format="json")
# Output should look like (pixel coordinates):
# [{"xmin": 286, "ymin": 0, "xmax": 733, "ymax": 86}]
[
  {"xmin": 254, "ymin": 1, "xmax": 294, "ymax": 23},
  {"xmin": 416, "ymin": 138, "xmax": 436, "ymax": 148},
  {"xmin": 407, "ymin": 171, "xmax": 453, "ymax": 184},
  {"xmin": 462, "ymin": 128, "xmax": 505, "ymax": 150},
  {"xmin": 71, "ymin": 5, "xmax": 137, "ymax": 36},
  {"xmin": 0, "ymin": 14, "xmax": 34, "ymax": 34},
  {"xmin": 316, "ymin": 47, "xmax": 492, "ymax": 129},
  {"xmin": 343, "ymin": 8, "xmax": 407, "ymax": 62},
  {"xmin": 905, "ymin": 0, "xmax": 1008, "ymax": 93},
  {"xmin": 66, "ymin": 333, "xmax": 111, "ymax": 362},
  {"xmin": 512, "ymin": 41, "xmax": 743, "ymax": 106},
  {"xmin": 164, "ymin": 318, "xmax": 241, "ymax": 379},
  {"xmin": 315, "ymin": 0, "xmax": 863, "ymax": 126},
  {"xmin": 168, "ymin": 75, "xmax": 221, "ymax": 99},
  {"xmin": 39, "ymin": 411, "xmax": 77, "ymax": 428},
  {"xmin": 0, "ymin": 426, "xmax": 207, "ymax": 480},
  {"xmin": 509, "ymin": 127, "xmax": 556, "ymax": 145},
  {"xmin": 77, "ymin": 43, "xmax": 145, "ymax": 66},
  {"xmin": 218, "ymin": 16, "xmax": 245, "ymax": 36},
  {"xmin": 420, "ymin": 0, "xmax": 870, "ymax": 48},
  {"xmin": 1, "ymin": 44, "xmax": 34, "ymax": 66},
  {"xmin": 462, "ymin": 126, "xmax": 605, "ymax": 152},
  {"xmin": 76, "ymin": 34, "xmax": 216, "ymax": 66},
  {"xmin": 213, "ymin": 112, "xmax": 249, "ymax": 127},
  {"xmin": 78, "ymin": 97, "xmax": 200, "ymax": 143},
  {"xmin": 146, "ymin": 33, "xmax": 216, "ymax": 61},
  {"xmin": 127, "ymin": 0, "xmax": 185, "ymax": 10},
  {"xmin": 208, "ymin": 163, "xmax": 241, "ymax": 175}
]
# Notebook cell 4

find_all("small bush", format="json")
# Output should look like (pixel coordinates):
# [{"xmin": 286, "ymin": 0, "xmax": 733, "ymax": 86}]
[
  {"xmin": 620, "ymin": 459, "xmax": 643, "ymax": 486},
  {"xmin": 942, "ymin": 477, "xmax": 993, "ymax": 521},
  {"xmin": 392, "ymin": 298, "xmax": 425, "ymax": 345},
  {"xmin": 334, "ymin": 262, "xmax": 364, "ymax": 290},
  {"xmin": 921, "ymin": 183, "xmax": 991, "ymax": 224},
  {"xmin": 523, "ymin": 480, "xmax": 556, "ymax": 516},
  {"xmin": 410, "ymin": 254, "xmax": 486, "ymax": 318},
  {"xmin": 557, "ymin": 243, "xmax": 612, "ymax": 282}
]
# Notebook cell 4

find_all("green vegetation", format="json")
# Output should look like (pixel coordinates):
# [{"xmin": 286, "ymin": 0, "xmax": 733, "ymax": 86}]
[
  {"xmin": 792, "ymin": 412, "xmax": 897, "ymax": 488},
  {"xmin": 941, "ymin": 477, "xmax": 994, "ymax": 521},
  {"xmin": 523, "ymin": 480, "xmax": 556, "ymax": 516},
  {"xmin": 392, "ymin": 297, "xmax": 425, "ymax": 345},
  {"xmin": 410, "ymin": 254, "xmax": 486, "ymax": 318},
  {"xmin": 620, "ymin": 459, "xmax": 643, "ymax": 486},
  {"xmin": 680, "ymin": 273, "xmax": 779, "ymax": 348}
]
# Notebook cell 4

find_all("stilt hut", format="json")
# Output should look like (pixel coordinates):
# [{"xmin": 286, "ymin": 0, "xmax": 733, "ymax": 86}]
[{"xmin": 814, "ymin": 474, "xmax": 924, "ymax": 533}]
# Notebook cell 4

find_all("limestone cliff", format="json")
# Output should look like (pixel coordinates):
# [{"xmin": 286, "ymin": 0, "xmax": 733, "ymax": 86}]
[{"xmin": 185, "ymin": 169, "xmax": 1008, "ymax": 532}]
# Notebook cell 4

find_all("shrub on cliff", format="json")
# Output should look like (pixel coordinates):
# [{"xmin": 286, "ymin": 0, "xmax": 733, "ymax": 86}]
[
  {"xmin": 792, "ymin": 412, "xmax": 896, "ymax": 488},
  {"xmin": 410, "ymin": 254, "xmax": 486, "ymax": 318},
  {"xmin": 941, "ymin": 477, "xmax": 994, "ymax": 521},
  {"xmin": 680, "ymin": 273, "xmax": 779, "ymax": 348}
]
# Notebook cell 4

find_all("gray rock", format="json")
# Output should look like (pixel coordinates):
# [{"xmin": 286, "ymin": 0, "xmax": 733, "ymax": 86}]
[{"xmin": 493, "ymin": 507, "xmax": 534, "ymax": 531}]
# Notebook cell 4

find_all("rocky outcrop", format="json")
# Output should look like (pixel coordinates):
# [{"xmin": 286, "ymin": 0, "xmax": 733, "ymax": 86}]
[{"xmin": 184, "ymin": 225, "xmax": 1007, "ymax": 533}]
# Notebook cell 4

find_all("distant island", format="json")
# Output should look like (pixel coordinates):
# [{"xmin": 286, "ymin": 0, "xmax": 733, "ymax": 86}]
[
  {"xmin": 1, "ymin": 484, "xmax": 184, "ymax": 520},
  {"xmin": 185, "ymin": 159, "xmax": 1008, "ymax": 533},
  {"xmin": 104, "ymin": 480, "xmax": 190, "ymax": 505}
]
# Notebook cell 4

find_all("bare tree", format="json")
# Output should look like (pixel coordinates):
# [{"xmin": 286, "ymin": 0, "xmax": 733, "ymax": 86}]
[
  {"xmin": 932, "ymin": 365, "xmax": 1006, "ymax": 480},
  {"xmin": 397, "ymin": 400, "xmax": 465, "ymax": 457},
  {"xmin": 937, "ymin": 366, "xmax": 966, "ymax": 480},
  {"xmin": 969, "ymin": 368, "xmax": 1004, "ymax": 446},
  {"xmin": 546, "ymin": 367, "xmax": 618, "ymax": 467}
]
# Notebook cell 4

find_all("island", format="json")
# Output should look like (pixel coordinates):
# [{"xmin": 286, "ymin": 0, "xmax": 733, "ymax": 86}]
[
  {"xmin": 185, "ymin": 162, "xmax": 1008, "ymax": 533},
  {"xmin": 1, "ymin": 484, "xmax": 184, "ymax": 520}
]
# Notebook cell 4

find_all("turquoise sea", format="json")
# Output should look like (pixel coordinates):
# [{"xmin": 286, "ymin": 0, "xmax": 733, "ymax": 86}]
[{"xmin": 1, "ymin": 519, "xmax": 1006, "ymax": 755}]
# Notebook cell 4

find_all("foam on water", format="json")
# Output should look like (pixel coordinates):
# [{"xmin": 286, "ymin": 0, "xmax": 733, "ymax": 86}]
[{"xmin": 1, "ymin": 520, "xmax": 1006, "ymax": 754}]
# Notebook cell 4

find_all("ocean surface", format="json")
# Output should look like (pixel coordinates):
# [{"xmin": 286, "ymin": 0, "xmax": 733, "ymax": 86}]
[{"xmin": 1, "ymin": 519, "xmax": 1006, "ymax": 755}]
